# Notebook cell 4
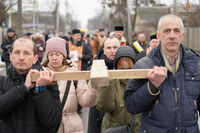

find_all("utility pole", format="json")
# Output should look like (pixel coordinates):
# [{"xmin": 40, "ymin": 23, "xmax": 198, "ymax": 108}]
[
  {"xmin": 173, "ymin": 0, "xmax": 177, "ymax": 14},
  {"xmin": 33, "ymin": 0, "xmax": 36, "ymax": 31},
  {"xmin": 127, "ymin": 0, "xmax": 132, "ymax": 44},
  {"xmin": 56, "ymin": 0, "xmax": 60, "ymax": 35},
  {"xmin": 17, "ymin": 0, "xmax": 22, "ymax": 36}
]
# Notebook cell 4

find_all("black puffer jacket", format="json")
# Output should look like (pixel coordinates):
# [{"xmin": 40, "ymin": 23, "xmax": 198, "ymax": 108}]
[{"xmin": 0, "ymin": 62, "xmax": 62, "ymax": 133}]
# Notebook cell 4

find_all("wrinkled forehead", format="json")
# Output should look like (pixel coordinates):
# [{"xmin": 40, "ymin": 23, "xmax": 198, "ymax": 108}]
[
  {"xmin": 160, "ymin": 17, "xmax": 182, "ymax": 31},
  {"xmin": 104, "ymin": 40, "xmax": 120, "ymax": 48},
  {"xmin": 13, "ymin": 40, "xmax": 34, "ymax": 52}
]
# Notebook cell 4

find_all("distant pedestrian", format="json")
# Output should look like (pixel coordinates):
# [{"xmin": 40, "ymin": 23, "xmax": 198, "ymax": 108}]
[
  {"xmin": 34, "ymin": 33, "xmax": 45, "ymax": 62},
  {"xmin": 131, "ymin": 33, "xmax": 148, "ymax": 56},
  {"xmin": 137, "ymin": 34, "xmax": 160, "ymax": 61},
  {"xmin": 66, "ymin": 29, "xmax": 92, "ymax": 71},
  {"xmin": 98, "ymin": 29, "xmax": 107, "ymax": 47},
  {"xmin": 114, "ymin": 25, "xmax": 129, "ymax": 46},
  {"xmin": 90, "ymin": 34, "xmax": 100, "ymax": 59},
  {"xmin": 1, "ymin": 28, "xmax": 17, "ymax": 72}
]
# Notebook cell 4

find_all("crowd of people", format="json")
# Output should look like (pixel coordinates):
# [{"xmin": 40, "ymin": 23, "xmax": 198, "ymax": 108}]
[{"xmin": 0, "ymin": 13, "xmax": 200, "ymax": 133}]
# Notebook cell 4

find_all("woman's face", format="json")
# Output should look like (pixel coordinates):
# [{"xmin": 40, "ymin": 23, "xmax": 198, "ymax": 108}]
[
  {"xmin": 117, "ymin": 57, "xmax": 134, "ymax": 69},
  {"xmin": 48, "ymin": 51, "xmax": 64, "ymax": 69}
]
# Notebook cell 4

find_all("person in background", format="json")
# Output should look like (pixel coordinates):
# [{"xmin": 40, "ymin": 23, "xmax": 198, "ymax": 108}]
[
  {"xmin": 96, "ymin": 46, "xmax": 140, "ymax": 133},
  {"xmin": 114, "ymin": 25, "xmax": 129, "ymax": 46},
  {"xmin": 85, "ymin": 34, "xmax": 92, "ymax": 49},
  {"xmin": 137, "ymin": 34, "xmax": 160, "ymax": 61},
  {"xmin": 23, "ymin": 32, "xmax": 33, "ymax": 40},
  {"xmin": 131, "ymin": 33, "xmax": 148, "ymax": 56},
  {"xmin": 43, "ymin": 31, "xmax": 49, "ymax": 42},
  {"xmin": 34, "ymin": 33, "xmax": 46, "ymax": 62},
  {"xmin": 125, "ymin": 14, "xmax": 200, "ymax": 133},
  {"xmin": 146, "ymin": 34, "xmax": 160, "ymax": 55},
  {"xmin": 42, "ymin": 37, "xmax": 97, "ymax": 133},
  {"xmin": 66, "ymin": 32, "xmax": 72, "ymax": 40},
  {"xmin": 1, "ymin": 28, "xmax": 17, "ymax": 72},
  {"xmin": 98, "ymin": 29, "xmax": 107, "ymax": 47},
  {"xmin": 88, "ymin": 37, "xmax": 121, "ymax": 133},
  {"xmin": 66, "ymin": 29, "xmax": 92, "ymax": 71},
  {"xmin": 0, "ymin": 38, "xmax": 62, "ymax": 133},
  {"xmin": 90, "ymin": 34, "xmax": 100, "ymax": 59},
  {"xmin": 59, "ymin": 32, "xmax": 69, "ymax": 42}
]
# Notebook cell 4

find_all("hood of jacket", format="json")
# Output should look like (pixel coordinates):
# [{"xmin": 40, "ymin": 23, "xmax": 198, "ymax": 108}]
[{"xmin": 113, "ymin": 46, "xmax": 137, "ymax": 69}]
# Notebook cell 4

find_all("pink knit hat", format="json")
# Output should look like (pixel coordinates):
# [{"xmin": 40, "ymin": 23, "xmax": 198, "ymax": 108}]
[{"xmin": 46, "ymin": 37, "xmax": 67, "ymax": 57}]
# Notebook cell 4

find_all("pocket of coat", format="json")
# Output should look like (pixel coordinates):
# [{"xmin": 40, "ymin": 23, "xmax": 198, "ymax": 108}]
[
  {"xmin": 185, "ymin": 76, "xmax": 200, "ymax": 98},
  {"xmin": 140, "ymin": 123, "xmax": 168, "ymax": 133}
]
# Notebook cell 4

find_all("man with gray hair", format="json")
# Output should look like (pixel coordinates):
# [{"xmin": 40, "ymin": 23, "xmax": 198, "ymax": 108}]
[{"xmin": 125, "ymin": 14, "xmax": 200, "ymax": 133}]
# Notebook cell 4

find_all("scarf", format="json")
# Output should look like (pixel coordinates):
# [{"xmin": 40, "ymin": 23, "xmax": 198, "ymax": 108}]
[
  {"xmin": 102, "ymin": 54, "xmax": 114, "ymax": 70},
  {"xmin": 46, "ymin": 63, "xmax": 68, "ymax": 72}
]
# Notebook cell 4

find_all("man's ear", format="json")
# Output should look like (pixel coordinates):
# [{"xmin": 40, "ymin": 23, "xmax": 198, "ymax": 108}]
[
  {"xmin": 33, "ymin": 55, "xmax": 38, "ymax": 64},
  {"xmin": 156, "ymin": 32, "xmax": 160, "ymax": 41},
  {"xmin": 9, "ymin": 53, "xmax": 13, "ymax": 63},
  {"xmin": 181, "ymin": 32, "xmax": 184, "ymax": 42}
]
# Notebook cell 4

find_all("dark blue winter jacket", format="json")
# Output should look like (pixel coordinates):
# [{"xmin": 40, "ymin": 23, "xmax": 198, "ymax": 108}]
[{"xmin": 125, "ymin": 44, "xmax": 200, "ymax": 133}]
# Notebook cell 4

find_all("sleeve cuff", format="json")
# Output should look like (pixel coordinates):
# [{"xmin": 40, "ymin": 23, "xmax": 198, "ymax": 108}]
[{"xmin": 147, "ymin": 81, "xmax": 160, "ymax": 96}]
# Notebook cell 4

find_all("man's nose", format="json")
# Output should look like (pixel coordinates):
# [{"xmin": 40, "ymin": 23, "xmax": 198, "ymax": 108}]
[
  {"xmin": 19, "ymin": 53, "xmax": 25, "ymax": 59},
  {"xmin": 169, "ymin": 31, "xmax": 176, "ymax": 38},
  {"xmin": 111, "ymin": 48, "xmax": 115, "ymax": 53}
]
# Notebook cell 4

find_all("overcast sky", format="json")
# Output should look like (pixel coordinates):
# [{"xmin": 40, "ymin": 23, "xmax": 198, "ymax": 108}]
[
  {"xmin": 60, "ymin": 0, "xmax": 102, "ymax": 28},
  {"xmin": 24, "ymin": 0, "xmax": 200, "ymax": 29}
]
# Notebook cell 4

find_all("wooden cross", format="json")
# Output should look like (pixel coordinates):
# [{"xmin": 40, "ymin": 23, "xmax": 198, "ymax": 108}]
[{"xmin": 31, "ymin": 60, "xmax": 151, "ymax": 87}]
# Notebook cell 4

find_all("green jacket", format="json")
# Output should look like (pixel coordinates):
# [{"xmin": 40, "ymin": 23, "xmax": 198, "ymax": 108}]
[{"xmin": 96, "ymin": 79, "xmax": 140, "ymax": 133}]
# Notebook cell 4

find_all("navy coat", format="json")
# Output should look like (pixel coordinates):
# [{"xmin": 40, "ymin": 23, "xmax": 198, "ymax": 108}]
[{"xmin": 125, "ymin": 44, "xmax": 200, "ymax": 133}]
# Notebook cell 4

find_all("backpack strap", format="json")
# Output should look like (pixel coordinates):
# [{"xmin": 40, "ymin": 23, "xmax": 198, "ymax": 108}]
[{"xmin": 61, "ymin": 80, "xmax": 71, "ymax": 110}]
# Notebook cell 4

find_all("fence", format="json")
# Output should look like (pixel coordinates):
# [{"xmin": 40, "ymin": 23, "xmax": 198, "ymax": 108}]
[{"xmin": 183, "ymin": 27, "xmax": 200, "ymax": 53}]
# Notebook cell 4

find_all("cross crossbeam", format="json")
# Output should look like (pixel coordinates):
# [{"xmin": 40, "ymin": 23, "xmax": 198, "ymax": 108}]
[{"xmin": 31, "ymin": 60, "xmax": 151, "ymax": 87}]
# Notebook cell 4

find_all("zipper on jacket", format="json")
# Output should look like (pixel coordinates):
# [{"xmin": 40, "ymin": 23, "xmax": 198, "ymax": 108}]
[
  {"xmin": 173, "ymin": 88, "xmax": 179, "ymax": 111},
  {"xmin": 173, "ymin": 88, "xmax": 178, "ymax": 104}
]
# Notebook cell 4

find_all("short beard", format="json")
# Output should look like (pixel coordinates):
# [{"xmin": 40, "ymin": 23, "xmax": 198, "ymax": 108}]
[{"xmin": 16, "ymin": 68, "xmax": 30, "ymax": 74}]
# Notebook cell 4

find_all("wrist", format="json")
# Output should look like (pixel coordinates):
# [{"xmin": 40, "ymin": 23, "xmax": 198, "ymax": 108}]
[
  {"xmin": 34, "ymin": 85, "xmax": 47, "ymax": 94},
  {"xmin": 23, "ymin": 84, "xmax": 29, "ymax": 92},
  {"xmin": 147, "ymin": 81, "xmax": 160, "ymax": 95}
]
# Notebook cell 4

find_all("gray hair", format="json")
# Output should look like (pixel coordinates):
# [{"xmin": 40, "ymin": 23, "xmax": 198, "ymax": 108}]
[{"xmin": 157, "ymin": 14, "xmax": 184, "ymax": 33}]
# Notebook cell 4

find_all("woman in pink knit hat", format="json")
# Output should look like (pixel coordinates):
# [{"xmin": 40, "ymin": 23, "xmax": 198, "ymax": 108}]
[{"xmin": 42, "ymin": 37, "xmax": 98, "ymax": 133}]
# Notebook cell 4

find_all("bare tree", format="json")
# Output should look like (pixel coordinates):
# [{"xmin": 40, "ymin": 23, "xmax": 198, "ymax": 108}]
[{"xmin": 0, "ymin": 0, "xmax": 17, "ymax": 26}]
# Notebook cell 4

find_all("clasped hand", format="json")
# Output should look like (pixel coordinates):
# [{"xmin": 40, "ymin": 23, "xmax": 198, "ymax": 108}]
[{"xmin": 25, "ymin": 69, "xmax": 55, "ymax": 91}]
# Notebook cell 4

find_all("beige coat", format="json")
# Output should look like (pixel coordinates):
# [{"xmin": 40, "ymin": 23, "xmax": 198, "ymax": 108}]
[{"xmin": 44, "ymin": 63, "xmax": 97, "ymax": 133}]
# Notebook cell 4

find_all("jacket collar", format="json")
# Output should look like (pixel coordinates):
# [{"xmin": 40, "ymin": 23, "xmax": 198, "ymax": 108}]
[{"xmin": 148, "ymin": 44, "xmax": 199, "ymax": 74}]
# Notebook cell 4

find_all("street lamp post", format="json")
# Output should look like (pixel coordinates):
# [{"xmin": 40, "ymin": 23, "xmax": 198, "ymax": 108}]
[
  {"xmin": 127, "ymin": 0, "xmax": 132, "ymax": 44},
  {"xmin": 7, "ymin": 9, "xmax": 13, "ymax": 28},
  {"xmin": 56, "ymin": 0, "xmax": 60, "ymax": 35}
]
